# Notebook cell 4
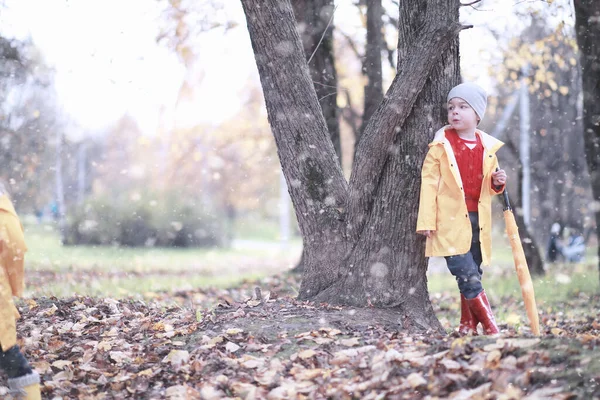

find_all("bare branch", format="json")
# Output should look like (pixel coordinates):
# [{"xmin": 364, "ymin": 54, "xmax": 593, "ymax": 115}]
[
  {"xmin": 318, "ymin": 91, "xmax": 338, "ymax": 102},
  {"xmin": 340, "ymin": 89, "xmax": 360, "ymax": 142},
  {"xmin": 312, "ymin": 80, "xmax": 338, "ymax": 90},
  {"xmin": 513, "ymin": 0, "xmax": 554, "ymax": 5},
  {"xmin": 386, "ymin": 47, "xmax": 396, "ymax": 70},
  {"xmin": 307, "ymin": 5, "xmax": 338, "ymax": 65},
  {"xmin": 461, "ymin": 0, "xmax": 483, "ymax": 6},
  {"xmin": 339, "ymin": 31, "xmax": 363, "ymax": 59}
]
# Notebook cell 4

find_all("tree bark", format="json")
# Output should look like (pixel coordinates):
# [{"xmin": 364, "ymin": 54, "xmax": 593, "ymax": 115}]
[
  {"xmin": 317, "ymin": 0, "xmax": 461, "ymax": 327},
  {"xmin": 242, "ymin": 0, "xmax": 463, "ymax": 332},
  {"xmin": 242, "ymin": 0, "xmax": 349, "ymax": 299},
  {"xmin": 346, "ymin": 3, "xmax": 462, "ymax": 241},
  {"xmin": 357, "ymin": 0, "xmax": 384, "ymax": 145},
  {"xmin": 291, "ymin": 0, "xmax": 341, "ymax": 163},
  {"xmin": 574, "ymin": 0, "xmax": 600, "ymax": 282},
  {"xmin": 291, "ymin": 0, "xmax": 341, "ymax": 274}
]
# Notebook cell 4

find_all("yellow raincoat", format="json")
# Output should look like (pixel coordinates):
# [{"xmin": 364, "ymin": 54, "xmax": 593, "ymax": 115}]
[
  {"xmin": 416, "ymin": 126, "xmax": 504, "ymax": 266},
  {"xmin": 0, "ymin": 194, "xmax": 27, "ymax": 351}
]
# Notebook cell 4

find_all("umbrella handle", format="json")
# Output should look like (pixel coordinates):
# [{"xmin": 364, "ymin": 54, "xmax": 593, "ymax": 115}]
[
  {"xmin": 495, "ymin": 167, "xmax": 512, "ymax": 211},
  {"xmin": 502, "ymin": 191, "xmax": 511, "ymax": 211}
]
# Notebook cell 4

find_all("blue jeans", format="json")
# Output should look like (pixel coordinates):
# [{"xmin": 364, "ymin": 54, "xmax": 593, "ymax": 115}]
[
  {"xmin": 445, "ymin": 212, "xmax": 484, "ymax": 299},
  {"xmin": 0, "ymin": 345, "xmax": 32, "ymax": 378}
]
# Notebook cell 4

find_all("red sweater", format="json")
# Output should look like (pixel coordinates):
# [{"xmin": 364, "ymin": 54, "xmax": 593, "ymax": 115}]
[{"xmin": 446, "ymin": 129, "xmax": 483, "ymax": 212}]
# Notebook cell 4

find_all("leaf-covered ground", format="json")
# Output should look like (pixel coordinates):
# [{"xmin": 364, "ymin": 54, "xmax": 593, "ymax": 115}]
[{"xmin": 3, "ymin": 274, "xmax": 600, "ymax": 399}]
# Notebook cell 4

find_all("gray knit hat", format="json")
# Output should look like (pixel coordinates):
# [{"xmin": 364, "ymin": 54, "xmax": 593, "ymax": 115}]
[{"xmin": 447, "ymin": 82, "xmax": 487, "ymax": 122}]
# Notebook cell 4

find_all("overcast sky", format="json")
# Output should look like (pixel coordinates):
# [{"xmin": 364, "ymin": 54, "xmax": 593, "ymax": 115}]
[{"xmin": 0, "ymin": 0, "xmax": 572, "ymax": 136}]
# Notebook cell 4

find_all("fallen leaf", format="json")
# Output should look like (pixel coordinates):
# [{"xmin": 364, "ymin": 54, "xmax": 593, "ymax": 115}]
[
  {"xmin": 313, "ymin": 337, "xmax": 334, "ymax": 345},
  {"xmin": 51, "ymin": 360, "xmax": 73, "ymax": 369},
  {"xmin": 225, "ymin": 342, "xmax": 241, "ymax": 353},
  {"xmin": 209, "ymin": 336, "xmax": 224, "ymax": 345},
  {"xmin": 551, "ymin": 328, "xmax": 565, "ymax": 336},
  {"xmin": 44, "ymin": 304, "xmax": 58, "ymax": 316},
  {"xmin": 440, "ymin": 358, "xmax": 462, "ymax": 370},
  {"xmin": 486, "ymin": 349, "xmax": 502, "ymax": 367},
  {"xmin": 162, "ymin": 350, "xmax": 190, "ymax": 366},
  {"xmin": 406, "ymin": 372, "xmax": 427, "ymax": 388},
  {"xmin": 255, "ymin": 369, "xmax": 278, "ymax": 386},
  {"xmin": 242, "ymin": 360, "xmax": 260, "ymax": 369},
  {"xmin": 109, "ymin": 351, "xmax": 131, "ymax": 364},
  {"xmin": 138, "ymin": 368, "xmax": 154, "ymax": 377},
  {"xmin": 298, "ymin": 349, "xmax": 317, "ymax": 359},
  {"xmin": 339, "ymin": 337, "xmax": 360, "ymax": 347}
]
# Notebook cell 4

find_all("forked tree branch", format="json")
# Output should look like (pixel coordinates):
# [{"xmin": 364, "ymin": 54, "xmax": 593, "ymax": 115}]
[{"xmin": 347, "ymin": 21, "xmax": 464, "ymax": 238}]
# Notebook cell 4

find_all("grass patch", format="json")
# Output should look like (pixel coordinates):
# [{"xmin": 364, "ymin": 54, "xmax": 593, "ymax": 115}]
[
  {"xmin": 234, "ymin": 215, "xmax": 296, "ymax": 241},
  {"xmin": 428, "ymin": 226, "xmax": 599, "ymax": 307},
  {"xmin": 428, "ymin": 259, "xmax": 600, "ymax": 306},
  {"xmin": 24, "ymin": 222, "xmax": 299, "ymax": 272},
  {"xmin": 21, "ymin": 221, "xmax": 600, "ymax": 309},
  {"xmin": 22, "ymin": 222, "xmax": 301, "ymax": 298},
  {"xmin": 28, "ymin": 271, "xmax": 269, "ymax": 299}
]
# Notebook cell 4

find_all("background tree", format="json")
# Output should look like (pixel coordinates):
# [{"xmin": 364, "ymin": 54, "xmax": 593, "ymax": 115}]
[
  {"xmin": 486, "ymin": 18, "xmax": 588, "ymax": 274},
  {"xmin": 241, "ymin": 0, "xmax": 464, "ymax": 331},
  {"xmin": 0, "ymin": 36, "xmax": 59, "ymax": 211},
  {"xmin": 574, "ymin": 0, "xmax": 600, "ymax": 281},
  {"xmin": 292, "ymin": 0, "xmax": 341, "ymax": 162},
  {"xmin": 358, "ymin": 0, "xmax": 384, "ymax": 145},
  {"xmin": 337, "ymin": 2, "xmax": 394, "ymax": 163}
]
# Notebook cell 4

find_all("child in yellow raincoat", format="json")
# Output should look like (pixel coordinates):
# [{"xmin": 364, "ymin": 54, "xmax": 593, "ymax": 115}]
[
  {"xmin": 0, "ymin": 185, "xmax": 41, "ymax": 399},
  {"xmin": 416, "ymin": 83, "xmax": 507, "ymax": 336}
]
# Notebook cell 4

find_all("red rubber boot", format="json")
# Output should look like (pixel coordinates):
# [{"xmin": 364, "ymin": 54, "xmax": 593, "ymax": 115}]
[
  {"xmin": 466, "ymin": 290, "xmax": 499, "ymax": 335},
  {"xmin": 459, "ymin": 294, "xmax": 478, "ymax": 336}
]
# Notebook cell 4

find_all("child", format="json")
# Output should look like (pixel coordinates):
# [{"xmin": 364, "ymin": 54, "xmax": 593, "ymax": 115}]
[
  {"xmin": 0, "ymin": 184, "xmax": 41, "ymax": 399},
  {"xmin": 416, "ymin": 82, "xmax": 507, "ymax": 335}
]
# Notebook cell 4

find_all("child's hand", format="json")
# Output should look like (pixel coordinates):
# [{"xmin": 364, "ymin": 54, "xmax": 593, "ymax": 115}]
[
  {"xmin": 492, "ymin": 169, "xmax": 507, "ymax": 186},
  {"xmin": 417, "ymin": 230, "xmax": 434, "ymax": 238}
]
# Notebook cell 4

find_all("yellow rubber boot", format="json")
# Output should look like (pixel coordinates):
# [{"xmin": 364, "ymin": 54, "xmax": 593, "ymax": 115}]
[
  {"xmin": 21, "ymin": 383, "xmax": 41, "ymax": 400},
  {"xmin": 7, "ymin": 372, "xmax": 41, "ymax": 400}
]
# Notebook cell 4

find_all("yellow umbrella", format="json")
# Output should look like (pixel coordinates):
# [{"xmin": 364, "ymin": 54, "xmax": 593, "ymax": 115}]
[{"xmin": 501, "ymin": 189, "xmax": 541, "ymax": 336}]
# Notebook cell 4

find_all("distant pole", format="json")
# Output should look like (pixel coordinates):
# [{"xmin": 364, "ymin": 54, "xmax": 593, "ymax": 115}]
[
  {"xmin": 279, "ymin": 169, "xmax": 290, "ymax": 249},
  {"xmin": 520, "ymin": 65, "xmax": 531, "ymax": 226},
  {"xmin": 77, "ymin": 140, "xmax": 87, "ymax": 204},
  {"xmin": 55, "ymin": 129, "xmax": 67, "ymax": 243},
  {"xmin": 491, "ymin": 91, "xmax": 519, "ymax": 140}
]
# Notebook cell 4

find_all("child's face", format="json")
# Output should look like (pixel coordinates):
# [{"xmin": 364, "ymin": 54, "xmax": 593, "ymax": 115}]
[{"xmin": 447, "ymin": 98, "xmax": 479, "ymax": 131}]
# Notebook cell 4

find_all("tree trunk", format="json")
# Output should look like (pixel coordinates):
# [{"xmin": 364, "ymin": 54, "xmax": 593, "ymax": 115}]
[
  {"xmin": 242, "ymin": 0, "xmax": 463, "ymax": 332},
  {"xmin": 242, "ymin": 0, "xmax": 349, "ymax": 299},
  {"xmin": 357, "ymin": 0, "xmax": 383, "ymax": 145},
  {"xmin": 291, "ymin": 0, "xmax": 341, "ymax": 274},
  {"xmin": 574, "ymin": 0, "xmax": 600, "ymax": 282},
  {"xmin": 317, "ymin": 0, "xmax": 461, "ymax": 329}
]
